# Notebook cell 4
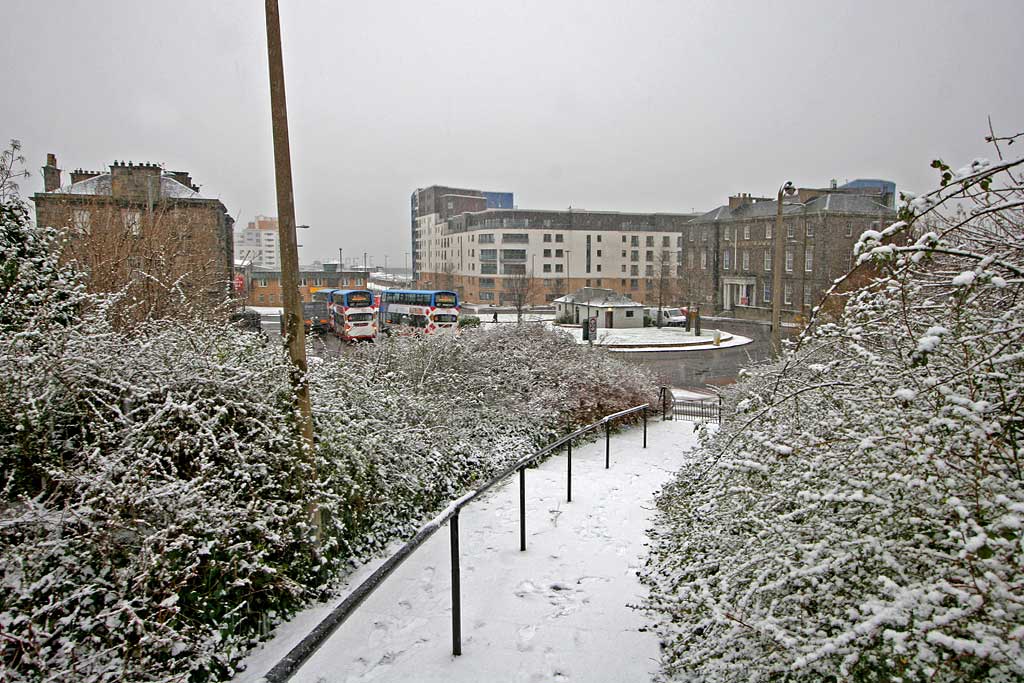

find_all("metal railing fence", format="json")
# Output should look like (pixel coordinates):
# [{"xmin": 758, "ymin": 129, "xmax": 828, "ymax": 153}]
[{"xmin": 265, "ymin": 402, "xmax": 651, "ymax": 682}]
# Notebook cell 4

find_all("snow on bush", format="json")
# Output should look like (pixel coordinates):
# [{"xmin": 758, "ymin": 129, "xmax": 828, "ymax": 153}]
[
  {"xmin": 640, "ymin": 135, "xmax": 1024, "ymax": 681},
  {"xmin": 1, "ymin": 189, "xmax": 656, "ymax": 681}
]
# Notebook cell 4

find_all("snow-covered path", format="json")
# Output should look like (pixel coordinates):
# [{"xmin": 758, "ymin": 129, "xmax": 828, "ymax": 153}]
[{"xmin": 238, "ymin": 419, "xmax": 699, "ymax": 683}]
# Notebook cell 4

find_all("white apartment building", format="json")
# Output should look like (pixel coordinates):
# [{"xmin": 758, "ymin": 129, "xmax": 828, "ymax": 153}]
[{"xmin": 234, "ymin": 215, "xmax": 280, "ymax": 269}]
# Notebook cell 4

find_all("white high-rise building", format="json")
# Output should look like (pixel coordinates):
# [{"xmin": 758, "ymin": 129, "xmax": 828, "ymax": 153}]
[{"xmin": 234, "ymin": 215, "xmax": 280, "ymax": 269}]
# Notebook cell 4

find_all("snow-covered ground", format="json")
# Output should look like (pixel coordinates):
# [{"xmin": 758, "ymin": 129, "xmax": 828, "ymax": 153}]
[
  {"xmin": 559, "ymin": 325, "xmax": 753, "ymax": 352},
  {"xmin": 236, "ymin": 419, "xmax": 702, "ymax": 683}
]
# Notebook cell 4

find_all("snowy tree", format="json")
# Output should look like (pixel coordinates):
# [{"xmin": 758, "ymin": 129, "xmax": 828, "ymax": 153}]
[{"xmin": 640, "ymin": 131, "xmax": 1024, "ymax": 682}]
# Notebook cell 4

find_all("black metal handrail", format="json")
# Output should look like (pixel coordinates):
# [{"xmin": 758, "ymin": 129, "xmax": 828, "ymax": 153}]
[{"xmin": 264, "ymin": 402, "xmax": 651, "ymax": 681}]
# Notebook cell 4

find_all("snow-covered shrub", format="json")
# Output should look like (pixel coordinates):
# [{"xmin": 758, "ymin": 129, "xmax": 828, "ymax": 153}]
[
  {"xmin": 640, "ymin": 135, "xmax": 1024, "ymax": 681},
  {"xmin": 2, "ymin": 191, "xmax": 657, "ymax": 682}
]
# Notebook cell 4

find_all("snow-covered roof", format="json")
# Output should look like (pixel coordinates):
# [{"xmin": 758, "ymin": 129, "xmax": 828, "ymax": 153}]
[
  {"xmin": 49, "ymin": 173, "xmax": 210, "ymax": 200},
  {"xmin": 554, "ymin": 287, "xmax": 643, "ymax": 308},
  {"xmin": 691, "ymin": 193, "xmax": 892, "ymax": 223}
]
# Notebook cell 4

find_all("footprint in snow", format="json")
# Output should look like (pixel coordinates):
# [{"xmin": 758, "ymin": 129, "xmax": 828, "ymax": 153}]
[{"xmin": 516, "ymin": 624, "xmax": 537, "ymax": 652}]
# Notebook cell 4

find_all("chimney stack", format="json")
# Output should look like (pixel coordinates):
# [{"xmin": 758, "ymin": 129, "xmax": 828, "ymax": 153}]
[{"xmin": 43, "ymin": 153, "xmax": 62, "ymax": 192}]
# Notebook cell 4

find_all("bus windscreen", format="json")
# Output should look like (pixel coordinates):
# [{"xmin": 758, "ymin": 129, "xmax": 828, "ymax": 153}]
[
  {"xmin": 347, "ymin": 291, "xmax": 373, "ymax": 307},
  {"xmin": 435, "ymin": 292, "xmax": 457, "ymax": 307}
]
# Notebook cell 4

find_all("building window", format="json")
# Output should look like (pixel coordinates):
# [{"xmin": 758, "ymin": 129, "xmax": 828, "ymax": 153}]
[
  {"xmin": 742, "ymin": 251, "xmax": 750, "ymax": 271},
  {"xmin": 481, "ymin": 263, "xmax": 497, "ymax": 274},
  {"xmin": 622, "ymin": 235, "xmax": 627, "ymax": 243},
  {"xmin": 555, "ymin": 234, "xmax": 564, "ymax": 243},
  {"xmin": 631, "ymin": 250, "xmax": 639, "ymax": 261},
  {"xmin": 544, "ymin": 234, "xmax": 552, "ymax": 242},
  {"xmin": 555, "ymin": 249, "xmax": 564, "ymax": 257},
  {"xmin": 785, "ymin": 249, "xmax": 794, "ymax": 272},
  {"xmin": 621, "ymin": 250, "xmax": 627, "ymax": 258},
  {"xmin": 765, "ymin": 223, "xmax": 772, "ymax": 239},
  {"xmin": 585, "ymin": 279, "xmax": 591, "ymax": 287},
  {"xmin": 479, "ymin": 234, "xmax": 495, "ymax": 244},
  {"xmin": 621, "ymin": 264, "xmax": 626, "ymax": 273},
  {"xmin": 764, "ymin": 250, "xmax": 771, "ymax": 271},
  {"xmin": 646, "ymin": 250, "xmax": 654, "ymax": 261},
  {"xmin": 687, "ymin": 250, "xmax": 694, "ymax": 269},
  {"xmin": 804, "ymin": 282, "xmax": 813, "ymax": 306},
  {"xmin": 846, "ymin": 222, "xmax": 853, "ymax": 237},
  {"xmin": 543, "ymin": 264, "xmax": 552, "ymax": 273},
  {"xmin": 268, "ymin": 294, "xmax": 276, "ymax": 303},
  {"xmin": 702, "ymin": 229, "xmax": 708, "ymax": 242},
  {"xmin": 805, "ymin": 250, "xmax": 813, "ymax": 272},
  {"xmin": 645, "ymin": 265, "xmax": 653, "ymax": 276},
  {"xmin": 724, "ymin": 227, "xmax": 732, "ymax": 241},
  {"xmin": 806, "ymin": 222, "xmax": 815, "ymax": 237},
  {"xmin": 596, "ymin": 249, "xmax": 602, "ymax": 257},
  {"xmin": 447, "ymin": 201, "xmax": 454, "ymax": 210},
  {"xmin": 122, "ymin": 209, "xmax": 141, "ymax": 236},
  {"xmin": 787, "ymin": 222, "xmax": 795, "ymax": 238},
  {"xmin": 480, "ymin": 278, "xmax": 495, "ymax": 288},
  {"xmin": 763, "ymin": 281, "xmax": 772, "ymax": 303},
  {"xmin": 502, "ymin": 233, "xmax": 529, "ymax": 243},
  {"xmin": 630, "ymin": 236, "xmax": 639, "ymax": 247},
  {"xmin": 543, "ymin": 249, "xmax": 551, "ymax": 257},
  {"xmin": 72, "ymin": 209, "xmax": 91, "ymax": 234},
  {"xmin": 480, "ymin": 249, "xmax": 497, "ymax": 260},
  {"xmin": 723, "ymin": 249, "xmax": 731, "ymax": 270},
  {"xmin": 743, "ymin": 225, "xmax": 750, "ymax": 240},
  {"xmin": 630, "ymin": 279, "xmax": 639, "ymax": 289},
  {"xmin": 597, "ymin": 235, "xmax": 602, "ymax": 242},
  {"xmin": 784, "ymin": 282, "xmax": 793, "ymax": 304},
  {"xmin": 259, "ymin": 279, "xmax": 268, "ymax": 287},
  {"xmin": 662, "ymin": 236, "xmax": 670, "ymax": 247},
  {"xmin": 626, "ymin": 310, "xmax": 635, "ymax": 318},
  {"xmin": 258, "ymin": 294, "xmax": 265, "ymax": 303},
  {"xmin": 689, "ymin": 227, "xmax": 695, "ymax": 242},
  {"xmin": 646, "ymin": 236, "xmax": 654, "ymax": 247},
  {"xmin": 595, "ymin": 278, "xmax": 602, "ymax": 286},
  {"xmin": 479, "ymin": 291, "xmax": 494, "ymax": 301},
  {"xmin": 596, "ymin": 264, "xmax": 602, "ymax": 272},
  {"xmin": 630, "ymin": 265, "xmax": 639, "ymax": 276},
  {"xmin": 555, "ymin": 263, "xmax": 563, "ymax": 273},
  {"xmin": 701, "ymin": 250, "xmax": 708, "ymax": 270}
]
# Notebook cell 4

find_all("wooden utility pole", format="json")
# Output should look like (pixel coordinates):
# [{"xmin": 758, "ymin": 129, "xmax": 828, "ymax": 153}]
[
  {"xmin": 771, "ymin": 182, "xmax": 794, "ymax": 355},
  {"xmin": 265, "ymin": 0, "xmax": 318, "ymax": 534}
]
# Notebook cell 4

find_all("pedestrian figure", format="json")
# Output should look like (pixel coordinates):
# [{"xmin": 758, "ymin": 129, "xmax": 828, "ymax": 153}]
[{"xmin": 492, "ymin": 311, "xmax": 498, "ymax": 323}]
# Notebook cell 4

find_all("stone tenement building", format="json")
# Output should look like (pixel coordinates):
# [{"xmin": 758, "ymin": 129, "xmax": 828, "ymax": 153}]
[
  {"xmin": 33, "ymin": 155, "xmax": 235, "ymax": 318},
  {"xmin": 412, "ymin": 180, "xmax": 895, "ymax": 321},
  {"xmin": 687, "ymin": 181, "xmax": 896, "ymax": 323}
]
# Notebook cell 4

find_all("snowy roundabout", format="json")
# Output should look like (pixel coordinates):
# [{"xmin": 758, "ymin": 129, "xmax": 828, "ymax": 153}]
[{"xmin": 556, "ymin": 325, "xmax": 753, "ymax": 353}]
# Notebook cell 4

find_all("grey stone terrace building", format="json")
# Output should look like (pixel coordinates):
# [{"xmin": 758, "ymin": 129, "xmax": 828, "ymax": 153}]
[{"xmin": 685, "ymin": 181, "xmax": 896, "ymax": 323}]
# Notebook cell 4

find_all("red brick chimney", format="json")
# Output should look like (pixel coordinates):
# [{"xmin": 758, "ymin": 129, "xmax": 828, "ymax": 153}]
[{"xmin": 42, "ymin": 153, "xmax": 62, "ymax": 192}]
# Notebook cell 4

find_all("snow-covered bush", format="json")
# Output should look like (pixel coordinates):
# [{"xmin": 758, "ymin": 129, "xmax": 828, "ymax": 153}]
[
  {"xmin": 640, "ymin": 134, "xmax": 1024, "ymax": 681},
  {"xmin": 2, "ymin": 187, "xmax": 656, "ymax": 682}
]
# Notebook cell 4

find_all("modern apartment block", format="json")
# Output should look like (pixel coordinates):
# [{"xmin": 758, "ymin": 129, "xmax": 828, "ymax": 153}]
[
  {"xmin": 234, "ymin": 215, "xmax": 280, "ymax": 269},
  {"xmin": 414, "ymin": 203, "xmax": 697, "ymax": 305},
  {"xmin": 411, "ymin": 179, "xmax": 896, "ymax": 321},
  {"xmin": 410, "ymin": 185, "xmax": 513, "ymax": 281}
]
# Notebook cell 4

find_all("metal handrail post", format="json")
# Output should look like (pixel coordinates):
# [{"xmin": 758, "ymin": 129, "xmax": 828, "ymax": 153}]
[
  {"xmin": 566, "ymin": 439, "xmax": 572, "ymax": 502},
  {"xmin": 643, "ymin": 409, "xmax": 648, "ymax": 448},
  {"xmin": 450, "ymin": 511, "xmax": 461, "ymax": 656},
  {"xmin": 519, "ymin": 467, "xmax": 526, "ymax": 551},
  {"xmin": 604, "ymin": 421, "xmax": 610, "ymax": 469}
]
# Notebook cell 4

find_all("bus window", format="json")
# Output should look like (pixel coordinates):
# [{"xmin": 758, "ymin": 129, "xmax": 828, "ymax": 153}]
[
  {"xmin": 432, "ymin": 314, "xmax": 457, "ymax": 323},
  {"xmin": 347, "ymin": 313, "xmax": 373, "ymax": 322},
  {"xmin": 435, "ymin": 292, "xmax": 457, "ymax": 307}
]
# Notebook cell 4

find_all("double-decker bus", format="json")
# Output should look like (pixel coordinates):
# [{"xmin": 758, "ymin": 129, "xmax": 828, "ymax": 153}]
[
  {"xmin": 327, "ymin": 289, "xmax": 377, "ymax": 341},
  {"xmin": 378, "ymin": 289, "xmax": 459, "ymax": 335}
]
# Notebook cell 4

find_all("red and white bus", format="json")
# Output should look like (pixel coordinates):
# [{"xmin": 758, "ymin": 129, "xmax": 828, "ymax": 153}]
[
  {"xmin": 327, "ymin": 289, "xmax": 377, "ymax": 341},
  {"xmin": 378, "ymin": 289, "xmax": 459, "ymax": 335}
]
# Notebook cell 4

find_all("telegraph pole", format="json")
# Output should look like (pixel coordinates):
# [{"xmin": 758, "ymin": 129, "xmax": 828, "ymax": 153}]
[{"xmin": 265, "ymin": 0, "xmax": 318, "ymax": 536}]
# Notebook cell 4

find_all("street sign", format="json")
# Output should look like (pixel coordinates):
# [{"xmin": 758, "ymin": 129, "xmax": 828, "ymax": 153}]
[{"xmin": 589, "ymin": 317, "xmax": 597, "ymax": 337}]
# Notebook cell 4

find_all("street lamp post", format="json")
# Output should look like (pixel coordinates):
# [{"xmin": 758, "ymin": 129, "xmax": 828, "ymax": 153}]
[{"xmin": 771, "ymin": 181, "xmax": 796, "ymax": 355}]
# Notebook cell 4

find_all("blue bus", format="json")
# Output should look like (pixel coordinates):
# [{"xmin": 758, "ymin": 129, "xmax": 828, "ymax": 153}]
[
  {"xmin": 326, "ymin": 289, "xmax": 377, "ymax": 340},
  {"xmin": 379, "ymin": 289, "xmax": 459, "ymax": 335}
]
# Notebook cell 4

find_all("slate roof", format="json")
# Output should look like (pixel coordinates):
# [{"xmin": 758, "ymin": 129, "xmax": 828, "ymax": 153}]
[
  {"xmin": 554, "ymin": 287, "xmax": 644, "ymax": 307},
  {"xmin": 48, "ymin": 173, "xmax": 209, "ymax": 200},
  {"xmin": 691, "ymin": 193, "xmax": 892, "ymax": 223}
]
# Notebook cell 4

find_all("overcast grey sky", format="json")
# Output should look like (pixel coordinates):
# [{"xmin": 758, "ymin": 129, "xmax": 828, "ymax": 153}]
[{"xmin": 5, "ymin": 0, "xmax": 1023, "ymax": 267}]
